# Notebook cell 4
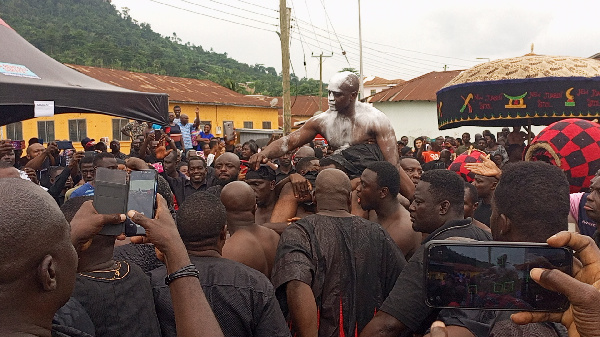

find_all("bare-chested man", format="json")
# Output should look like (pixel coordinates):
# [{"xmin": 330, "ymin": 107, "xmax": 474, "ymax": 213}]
[
  {"xmin": 250, "ymin": 71, "xmax": 414, "ymax": 199},
  {"xmin": 356, "ymin": 161, "xmax": 421, "ymax": 259},
  {"xmin": 221, "ymin": 181, "xmax": 280, "ymax": 277},
  {"xmin": 245, "ymin": 166, "xmax": 278, "ymax": 225}
]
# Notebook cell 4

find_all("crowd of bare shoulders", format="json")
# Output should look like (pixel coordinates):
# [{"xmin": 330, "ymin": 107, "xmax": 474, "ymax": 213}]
[{"xmin": 2, "ymin": 72, "xmax": 600, "ymax": 337}]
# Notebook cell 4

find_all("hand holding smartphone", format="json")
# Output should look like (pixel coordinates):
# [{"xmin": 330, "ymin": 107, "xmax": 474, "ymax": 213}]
[{"xmin": 425, "ymin": 240, "xmax": 572, "ymax": 311}]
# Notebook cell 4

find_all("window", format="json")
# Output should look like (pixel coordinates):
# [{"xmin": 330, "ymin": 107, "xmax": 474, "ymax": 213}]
[
  {"xmin": 37, "ymin": 121, "xmax": 55, "ymax": 143},
  {"xmin": 262, "ymin": 121, "xmax": 272, "ymax": 129},
  {"xmin": 6, "ymin": 122, "xmax": 22, "ymax": 140},
  {"xmin": 370, "ymin": 89, "xmax": 377, "ymax": 95},
  {"xmin": 68, "ymin": 119, "xmax": 87, "ymax": 142},
  {"xmin": 243, "ymin": 121, "xmax": 253, "ymax": 129},
  {"xmin": 112, "ymin": 118, "xmax": 129, "ymax": 141}
]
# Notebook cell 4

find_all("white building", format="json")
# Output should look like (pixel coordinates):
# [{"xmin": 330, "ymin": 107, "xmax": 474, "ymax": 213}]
[{"xmin": 362, "ymin": 76, "xmax": 404, "ymax": 99}]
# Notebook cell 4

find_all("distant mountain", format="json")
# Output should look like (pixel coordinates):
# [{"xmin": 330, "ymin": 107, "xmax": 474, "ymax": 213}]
[{"xmin": 1, "ymin": 0, "xmax": 322, "ymax": 96}]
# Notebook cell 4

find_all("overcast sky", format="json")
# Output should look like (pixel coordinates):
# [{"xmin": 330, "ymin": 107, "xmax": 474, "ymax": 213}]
[{"xmin": 110, "ymin": 0, "xmax": 600, "ymax": 83}]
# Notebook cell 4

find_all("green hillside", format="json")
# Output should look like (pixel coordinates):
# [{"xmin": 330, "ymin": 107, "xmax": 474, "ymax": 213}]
[{"xmin": 1, "ymin": 0, "xmax": 322, "ymax": 96}]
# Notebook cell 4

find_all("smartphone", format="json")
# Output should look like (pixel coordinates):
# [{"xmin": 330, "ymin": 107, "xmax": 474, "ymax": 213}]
[
  {"xmin": 125, "ymin": 170, "xmax": 157, "ymax": 236},
  {"xmin": 223, "ymin": 121, "xmax": 235, "ymax": 140},
  {"xmin": 10, "ymin": 140, "xmax": 25, "ymax": 150},
  {"xmin": 94, "ymin": 167, "xmax": 128, "ymax": 235},
  {"xmin": 56, "ymin": 140, "xmax": 74, "ymax": 150},
  {"xmin": 154, "ymin": 129, "xmax": 162, "ymax": 140},
  {"xmin": 425, "ymin": 240, "xmax": 572, "ymax": 311}
]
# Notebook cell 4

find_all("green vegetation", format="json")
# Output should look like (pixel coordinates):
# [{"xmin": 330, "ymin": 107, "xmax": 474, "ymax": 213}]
[{"xmin": 1, "ymin": 0, "xmax": 324, "ymax": 96}]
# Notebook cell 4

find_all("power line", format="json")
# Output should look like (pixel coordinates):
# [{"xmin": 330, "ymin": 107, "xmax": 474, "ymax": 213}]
[
  {"xmin": 293, "ymin": 16, "xmax": 478, "ymax": 64},
  {"xmin": 176, "ymin": 0, "xmax": 278, "ymax": 27},
  {"xmin": 302, "ymin": 0, "xmax": 322, "ymax": 51},
  {"xmin": 147, "ymin": 0, "xmax": 277, "ymax": 33},
  {"xmin": 204, "ymin": 0, "xmax": 279, "ymax": 20},
  {"xmin": 317, "ymin": 0, "xmax": 350, "ymax": 66},
  {"xmin": 230, "ymin": 0, "xmax": 279, "ymax": 12}
]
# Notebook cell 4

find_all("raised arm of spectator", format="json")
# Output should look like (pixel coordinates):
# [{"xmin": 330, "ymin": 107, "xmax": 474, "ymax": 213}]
[
  {"xmin": 129, "ymin": 195, "xmax": 224, "ymax": 337},
  {"xmin": 121, "ymin": 122, "xmax": 134, "ymax": 140},
  {"xmin": 138, "ymin": 132, "xmax": 154, "ymax": 160},
  {"xmin": 193, "ymin": 107, "xmax": 201, "ymax": 129},
  {"xmin": 25, "ymin": 142, "xmax": 58, "ymax": 170},
  {"xmin": 47, "ymin": 166, "xmax": 72, "ymax": 200}
]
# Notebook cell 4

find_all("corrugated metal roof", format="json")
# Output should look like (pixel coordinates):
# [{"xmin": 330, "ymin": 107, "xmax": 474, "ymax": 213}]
[
  {"xmin": 253, "ymin": 95, "xmax": 328, "ymax": 128},
  {"xmin": 367, "ymin": 70, "xmax": 462, "ymax": 102},
  {"xmin": 65, "ymin": 64, "xmax": 276, "ymax": 108},
  {"xmin": 364, "ymin": 76, "xmax": 405, "ymax": 86}
]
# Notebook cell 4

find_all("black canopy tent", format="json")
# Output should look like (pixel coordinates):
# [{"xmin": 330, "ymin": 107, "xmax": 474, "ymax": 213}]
[{"xmin": 0, "ymin": 18, "xmax": 168, "ymax": 126}]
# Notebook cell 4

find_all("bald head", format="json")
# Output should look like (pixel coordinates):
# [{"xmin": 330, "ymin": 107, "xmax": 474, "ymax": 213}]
[
  {"xmin": 216, "ymin": 152, "xmax": 240, "ymax": 166},
  {"xmin": 0, "ymin": 178, "xmax": 76, "ymax": 285},
  {"xmin": 315, "ymin": 168, "xmax": 352, "ymax": 210},
  {"xmin": 328, "ymin": 71, "xmax": 359, "ymax": 93},
  {"xmin": 221, "ymin": 181, "xmax": 255, "ymax": 213}
]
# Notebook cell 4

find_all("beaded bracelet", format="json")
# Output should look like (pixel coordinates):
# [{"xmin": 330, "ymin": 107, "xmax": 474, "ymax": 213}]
[{"xmin": 164, "ymin": 264, "xmax": 200, "ymax": 285}]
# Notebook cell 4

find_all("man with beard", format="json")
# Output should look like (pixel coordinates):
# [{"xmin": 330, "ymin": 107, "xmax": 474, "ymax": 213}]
[
  {"xmin": 360, "ymin": 170, "xmax": 491, "ymax": 337},
  {"xmin": 274, "ymin": 152, "xmax": 295, "ymax": 183},
  {"xmin": 356, "ymin": 161, "xmax": 421, "ymax": 259},
  {"xmin": 204, "ymin": 153, "xmax": 240, "ymax": 197},
  {"xmin": 221, "ymin": 181, "xmax": 280, "ymax": 277},
  {"xmin": 162, "ymin": 156, "xmax": 216, "ymax": 204}
]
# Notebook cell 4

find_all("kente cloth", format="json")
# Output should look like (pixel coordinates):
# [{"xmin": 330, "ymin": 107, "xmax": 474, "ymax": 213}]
[
  {"xmin": 272, "ymin": 214, "xmax": 406, "ymax": 337},
  {"xmin": 527, "ymin": 118, "xmax": 600, "ymax": 193}
]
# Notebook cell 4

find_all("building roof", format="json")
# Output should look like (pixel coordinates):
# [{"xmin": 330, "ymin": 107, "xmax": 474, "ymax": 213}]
[
  {"xmin": 363, "ymin": 76, "xmax": 405, "ymax": 86},
  {"xmin": 65, "ymin": 64, "xmax": 276, "ymax": 108},
  {"xmin": 367, "ymin": 70, "xmax": 462, "ymax": 102}
]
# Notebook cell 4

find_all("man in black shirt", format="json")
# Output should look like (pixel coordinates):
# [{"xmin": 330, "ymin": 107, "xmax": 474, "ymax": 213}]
[
  {"xmin": 472, "ymin": 173, "xmax": 498, "ymax": 227},
  {"xmin": 272, "ymin": 168, "xmax": 406, "ymax": 337},
  {"xmin": 360, "ymin": 170, "xmax": 492, "ymax": 337},
  {"xmin": 150, "ymin": 192, "xmax": 290, "ymax": 337},
  {"xmin": 162, "ymin": 156, "xmax": 216, "ymax": 204}
]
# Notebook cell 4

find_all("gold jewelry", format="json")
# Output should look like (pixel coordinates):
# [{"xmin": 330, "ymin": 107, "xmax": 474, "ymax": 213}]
[{"xmin": 78, "ymin": 261, "xmax": 130, "ymax": 281}]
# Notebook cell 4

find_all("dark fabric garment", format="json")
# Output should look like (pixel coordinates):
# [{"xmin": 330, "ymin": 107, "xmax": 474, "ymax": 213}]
[
  {"xmin": 274, "ymin": 166, "xmax": 296, "ymax": 184},
  {"xmin": 113, "ymin": 243, "xmax": 164, "ymax": 273},
  {"xmin": 421, "ymin": 160, "xmax": 449, "ymax": 171},
  {"xmin": 339, "ymin": 143, "xmax": 385, "ymax": 178},
  {"xmin": 488, "ymin": 311, "xmax": 567, "ymax": 337},
  {"xmin": 379, "ymin": 219, "xmax": 492, "ymax": 334},
  {"xmin": 473, "ymin": 199, "xmax": 492, "ymax": 227},
  {"xmin": 437, "ymin": 309, "xmax": 496, "ymax": 337},
  {"xmin": 161, "ymin": 167, "xmax": 217, "ymax": 204},
  {"xmin": 111, "ymin": 151, "xmax": 129, "ymax": 160},
  {"xmin": 47, "ymin": 166, "xmax": 72, "ymax": 206},
  {"xmin": 578, "ymin": 192, "xmax": 598, "ymax": 237},
  {"xmin": 72, "ymin": 260, "xmax": 161, "ymax": 337},
  {"xmin": 38, "ymin": 157, "xmax": 52, "ymax": 188},
  {"xmin": 51, "ymin": 325, "xmax": 93, "ymax": 337},
  {"xmin": 271, "ymin": 214, "xmax": 406, "ymax": 337},
  {"xmin": 151, "ymin": 256, "xmax": 290, "ymax": 337},
  {"xmin": 53, "ymin": 297, "xmax": 95, "ymax": 336}
]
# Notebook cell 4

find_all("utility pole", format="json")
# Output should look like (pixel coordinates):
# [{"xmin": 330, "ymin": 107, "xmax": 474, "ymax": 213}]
[
  {"xmin": 279, "ymin": 2, "xmax": 292, "ymax": 135},
  {"xmin": 358, "ymin": 0, "xmax": 364, "ymax": 100},
  {"xmin": 312, "ymin": 52, "xmax": 333, "ymax": 112}
]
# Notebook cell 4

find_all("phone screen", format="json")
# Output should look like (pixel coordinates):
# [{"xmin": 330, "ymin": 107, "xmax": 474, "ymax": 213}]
[
  {"xmin": 425, "ymin": 241, "xmax": 572, "ymax": 311},
  {"xmin": 126, "ymin": 170, "xmax": 157, "ymax": 235},
  {"xmin": 224, "ymin": 122, "xmax": 234, "ymax": 140},
  {"xmin": 94, "ymin": 167, "xmax": 128, "ymax": 235}
]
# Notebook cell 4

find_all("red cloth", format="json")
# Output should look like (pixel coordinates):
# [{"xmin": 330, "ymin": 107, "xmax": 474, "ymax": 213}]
[
  {"xmin": 421, "ymin": 151, "xmax": 440, "ymax": 163},
  {"xmin": 448, "ymin": 150, "xmax": 486, "ymax": 183}
]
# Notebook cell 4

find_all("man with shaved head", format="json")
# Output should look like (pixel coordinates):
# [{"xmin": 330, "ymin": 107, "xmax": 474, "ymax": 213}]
[
  {"xmin": 221, "ymin": 181, "xmax": 280, "ymax": 276},
  {"xmin": 250, "ymin": 71, "xmax": 415, "ymax": 200},
  {"xmin": 0, "ymin": 178, "xmax": 78, "ymax": 335},
  {"xmin": 271, "ymin": 168, "xmax": 406, "ymax": 337},
  {"xmin": 150, "ymin": 191, "xmax": 289, "ymax": 337}
]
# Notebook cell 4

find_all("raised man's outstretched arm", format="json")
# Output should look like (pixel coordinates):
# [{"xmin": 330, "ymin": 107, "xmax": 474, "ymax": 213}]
[{"xmin": 249, "ymin": 119, "xmax": 320, "ymax": 170}]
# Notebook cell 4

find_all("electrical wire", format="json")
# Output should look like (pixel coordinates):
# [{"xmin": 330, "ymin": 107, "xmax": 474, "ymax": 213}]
[
  {"xmin": 175, "ymin": 0, "xmax": 278, "ymax": 27},
  {"xmin": 204, "ymin": 0, "xmax": 279, "ymax": 20},
  {"xmin": 148, "ymin": 0, "xmax": 277, "ymax": 32},
  {"xmin": 231, "ymin": 0, "xmax": 279, "ymax": 12},
  {"xmin": 318, "ymin": 0, "xmax": 350, "ymax": 66}
]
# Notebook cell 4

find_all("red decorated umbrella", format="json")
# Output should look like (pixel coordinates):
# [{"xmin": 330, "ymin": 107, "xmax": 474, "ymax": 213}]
[
  {"xmin": 525, "ymin": 118, "xmax": 600, "ymax": 193},
  {"xmin": 448, "ymin": 150, "xmax": 486, "ymax": 182}
]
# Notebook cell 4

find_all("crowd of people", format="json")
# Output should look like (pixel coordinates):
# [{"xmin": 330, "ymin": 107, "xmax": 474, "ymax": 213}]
[{"xmin": 2, "ymin": 71, "xmax": 600, "ymax": 337}]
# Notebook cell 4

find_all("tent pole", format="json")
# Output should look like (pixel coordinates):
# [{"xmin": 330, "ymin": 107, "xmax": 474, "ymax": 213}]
[{"xmin": 527, "ymin": 119, "xmax": 532, "ymax": 145}]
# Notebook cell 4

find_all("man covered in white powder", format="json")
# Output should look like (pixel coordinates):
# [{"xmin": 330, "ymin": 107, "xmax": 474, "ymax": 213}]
[{"xmin": 250, "ymin": 71, "xmax": 414, "ymax": 198}]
